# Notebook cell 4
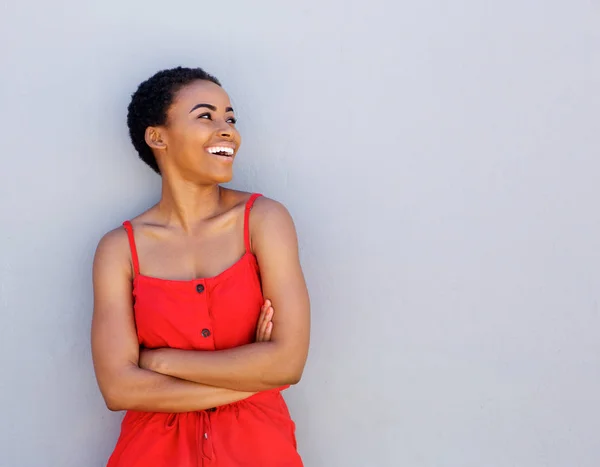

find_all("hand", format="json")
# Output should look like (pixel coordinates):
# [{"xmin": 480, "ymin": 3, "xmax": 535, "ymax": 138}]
[{"xmin": 255, "ymin": 299, "xmax": 274, "ymax": 342}]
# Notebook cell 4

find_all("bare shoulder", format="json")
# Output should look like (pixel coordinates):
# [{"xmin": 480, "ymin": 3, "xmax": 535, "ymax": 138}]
[
  {"xmin": 93, "ymin": 225, "xmax": 132, "ymax": 277},
  {"xmin": 219, "ymin": 187, "xmax": 263, "ymax": 212},
  {"xmin": 250, "ymin": 196, "xmax": 298, "ymax": 255},
  {"xmin": 251, "ymin": 195, "xmax": 295, "ymax": 225}
]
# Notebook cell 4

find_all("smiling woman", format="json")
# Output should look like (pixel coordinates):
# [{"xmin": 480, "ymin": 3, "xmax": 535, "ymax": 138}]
[{"xmin": 91, "ymin": 67, "xmax": 310, "ymax": 467}]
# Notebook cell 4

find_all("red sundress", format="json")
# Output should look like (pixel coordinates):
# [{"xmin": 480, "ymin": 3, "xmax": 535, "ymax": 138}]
[{"xmin": 106, "ymin": 193, "xmax": 302, "ymax": 467}]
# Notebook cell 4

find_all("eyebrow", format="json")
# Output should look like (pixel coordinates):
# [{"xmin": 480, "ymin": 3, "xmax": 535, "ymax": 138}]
[{"xmin": 189, "ymin": 104, "xmax": 234, "ymax": 113}]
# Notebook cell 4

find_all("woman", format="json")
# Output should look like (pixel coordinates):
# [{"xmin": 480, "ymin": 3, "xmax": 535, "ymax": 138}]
[{"xmin": 91, "ymin": 66, "xmax": 310, "ymax": 466}]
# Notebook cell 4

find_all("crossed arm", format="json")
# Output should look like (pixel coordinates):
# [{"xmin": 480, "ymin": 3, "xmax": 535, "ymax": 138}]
[{"xmin": 91, "ymin": 198, "xmax": 310, "ymax": 413}]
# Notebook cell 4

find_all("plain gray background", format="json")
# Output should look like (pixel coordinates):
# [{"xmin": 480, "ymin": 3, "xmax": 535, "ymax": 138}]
[{"xmin": 1, "ymin": 1, "xmax": 599, "ymax": 466}]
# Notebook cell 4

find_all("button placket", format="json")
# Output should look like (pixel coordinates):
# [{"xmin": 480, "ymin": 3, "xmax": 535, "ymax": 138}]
[{"xmin": 195, "ymin": 281, "xmax": 214, "ymax": 346}]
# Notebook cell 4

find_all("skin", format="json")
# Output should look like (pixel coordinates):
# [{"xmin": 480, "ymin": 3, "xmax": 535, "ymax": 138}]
[{"xmin": 91, "ymin": 80, "xmax": 310, "ymax": 413}]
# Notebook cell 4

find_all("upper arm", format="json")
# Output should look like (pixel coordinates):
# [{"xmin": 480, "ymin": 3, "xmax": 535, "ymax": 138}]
[
  {"xmin": 251, "ymin": 198, "xmax": 311, "ymax": 376},
  {"xmin": 91, "ymin": 228, "xmax": 140, "ymax": 401}
]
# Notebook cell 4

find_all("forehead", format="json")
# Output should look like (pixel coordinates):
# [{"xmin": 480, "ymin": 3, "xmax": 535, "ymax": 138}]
[{"xmin": 170, "ymin": 80, "xmax": 231, "ymax": 113}]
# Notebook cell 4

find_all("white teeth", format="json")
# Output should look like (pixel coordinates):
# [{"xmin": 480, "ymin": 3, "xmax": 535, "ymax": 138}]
[{"xmin": 207, "ymin": 146, "xmax": 234, "ymax": 155}]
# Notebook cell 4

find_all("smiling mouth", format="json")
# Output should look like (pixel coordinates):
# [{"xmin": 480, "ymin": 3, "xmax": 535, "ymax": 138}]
[{"xmin": 206, "ymin": 146, "xmax": 235, "ymax": 157}]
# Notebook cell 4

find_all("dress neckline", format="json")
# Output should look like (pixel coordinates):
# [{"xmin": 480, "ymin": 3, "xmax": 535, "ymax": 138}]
[{"xmin": 132, "ymin": 251, "xmax": 257, "ymax": 286}]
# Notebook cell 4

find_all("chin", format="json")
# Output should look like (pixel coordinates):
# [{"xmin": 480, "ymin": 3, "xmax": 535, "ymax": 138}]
[{"xmin": 211, "ymin": 171, "xmax": 234, "ymax": 184}]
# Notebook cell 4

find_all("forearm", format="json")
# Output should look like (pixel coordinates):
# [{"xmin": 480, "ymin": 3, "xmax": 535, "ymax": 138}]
[
  {"xmin": 149, "ymin": 342, "xmax": 304, "ymax": 392},
  {"xmin": 102, "ymin": 364, "xmax": 255, "ymax": 413}
]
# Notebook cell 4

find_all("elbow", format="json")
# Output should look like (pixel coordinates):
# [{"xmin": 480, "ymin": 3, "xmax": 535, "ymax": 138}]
[
  {"xmin": 98, "ymin": 365, "xmax": 140, "ymax": 412},
  {"xmin": 283, "ymin": 374, "xmax": 302, "ymax": 386},
  {"xmin": 100, "ymin": 374, "xmax": 136, "ymax": 411},
  {"xmin": 292, "ymin": 368, "xmax": 305, "ymax": 384},
  {"xmin": 274, "ymin": 348, "xmax": 307, "ymax": 386},
  {"xmin": 103, "ymin": 387, "xmax": 129, "ymax": 412},
  {"xmin": 284, "ymin": 366, "xmax": 304, "ymax": 385},
  {"xmin": 270, "ymin": 362, "xmax": 305, "ymax": 387},
  {"xmin": 255, "ymin": 344, "xmax": 308, "ymax": 389},
  {"xmin": 105, "ymin": 399, "xmax": 123, "ymax": 412}
]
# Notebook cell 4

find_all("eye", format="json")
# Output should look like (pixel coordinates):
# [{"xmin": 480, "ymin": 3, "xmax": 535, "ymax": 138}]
[
  {"xmin": 197, "ymin": 112, "xmax": 212, "ymax": 120},
  {"xmin": 227, "ymin": 117, "xmax": 237, "ymax": 124}
]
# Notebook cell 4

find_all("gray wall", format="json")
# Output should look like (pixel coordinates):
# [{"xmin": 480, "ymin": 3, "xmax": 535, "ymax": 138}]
[{"xmin": 1, "ymin": 1, "xmax": 599, "ymax": 466}]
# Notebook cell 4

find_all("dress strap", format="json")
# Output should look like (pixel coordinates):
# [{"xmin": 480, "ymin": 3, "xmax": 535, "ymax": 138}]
[
  {"xmin": 244, "ymin": 193, "xmax": 263, "ymax": 253},
  {"xmin": 122, "ymin": 221, "xmax": 140, "ymax": 277}
]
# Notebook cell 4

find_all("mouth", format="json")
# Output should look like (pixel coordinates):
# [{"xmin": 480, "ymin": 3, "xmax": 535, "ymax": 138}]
[{"xmin": 205, "ymin": 146, "xmax": 236, "ymax": 159}]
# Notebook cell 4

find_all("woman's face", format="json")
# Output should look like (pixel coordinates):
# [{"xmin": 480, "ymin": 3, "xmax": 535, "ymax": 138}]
[{"xmin": 151, "ymin": 80, "xmax": 241, "ymax": 183}]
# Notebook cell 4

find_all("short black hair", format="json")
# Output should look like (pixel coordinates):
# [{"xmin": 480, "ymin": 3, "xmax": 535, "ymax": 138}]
[{"xmin": 126, "ymin": 66, "xmax": 221, "ymax": 174}]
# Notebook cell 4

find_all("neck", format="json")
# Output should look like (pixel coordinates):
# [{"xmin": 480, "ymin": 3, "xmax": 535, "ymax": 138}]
[{"xmin": 157, "ymin": 175, "xmax": 223, "ymax": 233}]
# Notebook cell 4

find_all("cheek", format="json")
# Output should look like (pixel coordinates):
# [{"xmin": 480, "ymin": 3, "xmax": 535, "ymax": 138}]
[
  {"xmin": 190, "ymin": 124, "xmax": 213, "ymax": 144},
  {"xmin": 174, "ymin": 125, "xmax": 211, "ymax": 151}
]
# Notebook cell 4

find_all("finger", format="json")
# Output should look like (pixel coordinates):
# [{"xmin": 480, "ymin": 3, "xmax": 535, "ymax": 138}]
[
  {"xmin": 264, "ymin": 321, "xmax": 273, "ymax": 341},
  {"xmin": 258, "ymin": 306, "xmax": 273, "ymax": 340},
  {"xmin": 258, "ymin": 307, "xmax": 274, "ymax": 342},
  {"xmin": 257, "ymin": 300, "xmax": 270, "ymax": 328},
  {"xmin": 256, "ymin": 300, "xmax": 271, "ymax": 335},
  {"xmin": 256, "ymin": 309, "xmax": 266, "ymax": 341}
]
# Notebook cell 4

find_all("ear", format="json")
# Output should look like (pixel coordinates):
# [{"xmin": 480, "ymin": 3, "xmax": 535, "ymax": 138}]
[{"xmin": 145, "ymin": 127, "xmax": 167, "ymax": 150}]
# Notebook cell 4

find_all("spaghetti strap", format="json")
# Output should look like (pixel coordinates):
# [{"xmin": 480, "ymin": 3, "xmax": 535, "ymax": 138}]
[
  {"xmin": 122, "ymin": 221, "xmax": 140, "ymax": 277},
  {"xmin": 244, "ymin": 193, "xmax": 262, "ymax": 253}
]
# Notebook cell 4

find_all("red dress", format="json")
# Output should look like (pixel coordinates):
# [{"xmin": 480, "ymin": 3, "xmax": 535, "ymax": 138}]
[{"xmin": 107, "ymin": 194, "xmax": 302, "ymax": 467}]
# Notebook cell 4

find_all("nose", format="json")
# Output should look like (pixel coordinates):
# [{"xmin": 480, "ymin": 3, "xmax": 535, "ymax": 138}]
[
  {"xmin": 218, "ymin": 128, "xmax": 232, "ymax": 139},
  {"xmin": 215, "ymin": 119, "xmax": 233, "ymax": 139}
]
